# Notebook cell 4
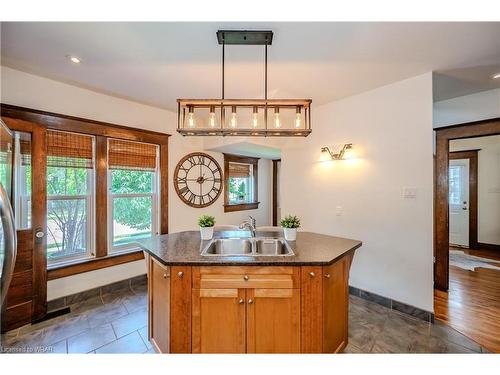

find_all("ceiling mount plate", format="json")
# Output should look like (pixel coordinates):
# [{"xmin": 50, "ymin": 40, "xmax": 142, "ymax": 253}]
[{"xmin": 217, "ymin": 30, "xmax": 273, "ymax": 45}]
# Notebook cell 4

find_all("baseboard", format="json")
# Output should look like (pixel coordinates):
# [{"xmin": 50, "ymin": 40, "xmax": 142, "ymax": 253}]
[
  {"xmin": 47, "ymin": 274, "xmax": 147, "ymax": 312},
  {"xmin": 349, "ymin": 286, "xmax": 434, "ymax": 323}
]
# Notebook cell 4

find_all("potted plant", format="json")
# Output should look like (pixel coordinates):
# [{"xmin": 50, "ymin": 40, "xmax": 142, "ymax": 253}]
[
  {"xmin": 198, "ymin": 215, "xmax": 216, "ymax": 240},
  {"xmin": 280, "ymin": 215, "xmax": 301, "ymax": 241}
]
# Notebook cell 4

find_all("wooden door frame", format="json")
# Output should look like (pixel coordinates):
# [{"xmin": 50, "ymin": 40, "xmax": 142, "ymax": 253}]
[
  {"xmin": 449, "ymin": 150, "xmax": 479, "ymax": 249},
  {"xmin": 1, "ymin": 117, "xmax": 48, "ymax": 322},
  {"xmin": 272, "ymin": 159, "xmax": 281, "ymax": 226},
  {"xmin": 434, "ymin": 117, "xmax": 500, "ymax": 291}
]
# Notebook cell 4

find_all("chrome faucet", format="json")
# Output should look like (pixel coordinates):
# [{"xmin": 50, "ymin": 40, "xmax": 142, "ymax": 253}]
[
  {"xmin": 239, "ymin": 220, "xmax": 256, "ymax": 237},
  {"xmin": 248, "ymin": 215, "xmax": 256, "ymax": 228}
]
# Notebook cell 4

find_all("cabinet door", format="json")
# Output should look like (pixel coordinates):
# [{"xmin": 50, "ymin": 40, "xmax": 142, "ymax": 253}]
[
  {"xmin": 247, "ymin": 288, "xmax": 301, "ymax": 353},
  {"xmin": 149, "ymin": 257, "xmax": 170, "ymax": 353},
  {"xmin": 322, "ymin": 256, "xmax": 349, "ymax": 353},
  {"xmin": 192, "ymin": 288, "xmax": 246, "ymax": 353}
]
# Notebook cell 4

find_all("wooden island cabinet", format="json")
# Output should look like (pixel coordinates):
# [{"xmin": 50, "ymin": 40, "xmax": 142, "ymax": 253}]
[{"xmin": 147, "ymin": 253, "xmax": 354, "ymax": 354}]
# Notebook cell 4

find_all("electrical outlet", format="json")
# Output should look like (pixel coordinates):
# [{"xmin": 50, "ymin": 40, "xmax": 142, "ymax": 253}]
[{"xmin": 335, "ymin": 206, "xmax": 343, "ymax": 216}]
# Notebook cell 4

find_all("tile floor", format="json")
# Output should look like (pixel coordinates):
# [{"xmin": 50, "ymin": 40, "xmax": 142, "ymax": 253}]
[{"xmin": 1, "ymin": 278, "xmax": 487, "ymax": 354}]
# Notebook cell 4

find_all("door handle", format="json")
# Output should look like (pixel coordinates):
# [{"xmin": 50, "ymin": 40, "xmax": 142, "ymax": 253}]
[{"xmin": 35, "ymin": 228, "xmax": 45, "ymax": 244}]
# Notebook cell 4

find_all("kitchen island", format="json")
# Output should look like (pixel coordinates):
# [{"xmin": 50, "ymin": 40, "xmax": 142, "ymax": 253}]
[{"xmin": 138, "ymin": 231, "xmax": 362, "ymax": 354}]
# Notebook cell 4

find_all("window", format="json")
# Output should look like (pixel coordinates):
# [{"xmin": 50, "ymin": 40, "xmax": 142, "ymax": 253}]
[
  {"xmin": 108, "ymin": 139, "xmax": 159, "ymax": 252},
  {"xmin": 223, "ymin": 154, "xmax": 259, "ymax": 212},
  {"xmin": 46, "ymin": 130, "xmax": 95, "ymax": 265},
  {"xmin": 14, "ymin": 133, "xmax": 32, "ymax": 229},
  {"xmin": 449, "ymin": 165, "xmax": 462, "ymax": 205}
]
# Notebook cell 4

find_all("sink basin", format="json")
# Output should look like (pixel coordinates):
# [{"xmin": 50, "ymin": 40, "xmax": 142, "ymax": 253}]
[
  {"xmin": 202, "ymin": 238, "xmax": 253, "ymax": 255},
  {"xmin": 201, "ymin": 237, "xmax": 294, "ymax": 257},
  {"xmin": 254, "ymin": 238, "xmax": 292, "ymax": 255}
]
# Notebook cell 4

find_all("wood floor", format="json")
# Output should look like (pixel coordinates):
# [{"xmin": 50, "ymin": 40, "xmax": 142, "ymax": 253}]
[{"xmin": 434, "ymin": 248, "xmax": 500, "ymax": 353}]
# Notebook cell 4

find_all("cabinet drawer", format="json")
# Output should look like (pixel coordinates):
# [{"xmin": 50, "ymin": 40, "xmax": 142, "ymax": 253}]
[{"xmin": 193, "ymin": 266, "xmax": 300, "ymax": 289}]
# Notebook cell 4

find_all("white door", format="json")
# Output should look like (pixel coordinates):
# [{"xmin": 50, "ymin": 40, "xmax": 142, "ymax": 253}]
[{"xmin": 449, "ymin": 159, "xmax": 470, "ymax": 247}]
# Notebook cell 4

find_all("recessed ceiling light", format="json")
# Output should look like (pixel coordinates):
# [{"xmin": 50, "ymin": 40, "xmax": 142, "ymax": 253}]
[
  {"xmin": 66, "ymin": 55, "xmax": 81, "ymax": 64},
  {"xmin": 492, "ymin": 73, "xmax": 500, "ymax": 79}
]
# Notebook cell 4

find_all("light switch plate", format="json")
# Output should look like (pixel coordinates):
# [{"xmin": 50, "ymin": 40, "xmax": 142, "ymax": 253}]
[
  {"xmin": 335, "ymin": 206, "xmax": 343, "ymax": 216},
  {"xmin": 402, "ymin": 187, "xmax": 417, "ymax": 199}
]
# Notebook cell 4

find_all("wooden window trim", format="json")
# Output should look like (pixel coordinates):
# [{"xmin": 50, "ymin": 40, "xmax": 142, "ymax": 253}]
[
  {"xmin": 47, "ymin": 250, "xmax": 144, "ymax": 280},
  {"xmin": 223, "ymin": 153, "xmax": 260, "ymax": 213},
  {"xmin": 1, "ymin": 103, "xmax": 170, "ymax": 273}
]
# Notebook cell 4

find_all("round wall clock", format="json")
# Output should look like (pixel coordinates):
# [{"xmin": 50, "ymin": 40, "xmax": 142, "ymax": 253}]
[{"xmin": 174, "ymin": 152, "xmax": 223, "ymax": 208}]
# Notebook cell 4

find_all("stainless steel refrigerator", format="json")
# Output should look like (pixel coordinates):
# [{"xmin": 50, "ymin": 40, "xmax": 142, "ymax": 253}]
[{"xmin": 0, "ymin": 120, "xmax": 17, "ymax": 308}]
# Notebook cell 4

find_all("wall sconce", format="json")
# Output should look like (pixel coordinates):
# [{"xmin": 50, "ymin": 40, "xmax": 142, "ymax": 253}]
[{"xmin": 321, "ymin": 144, "xmax": 353, "ymax": 160}]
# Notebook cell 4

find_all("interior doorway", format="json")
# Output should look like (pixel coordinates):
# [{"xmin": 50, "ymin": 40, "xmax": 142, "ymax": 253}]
[{"xmin": 434, "ymin": 117, "xmax": 500, "ymax": 353}]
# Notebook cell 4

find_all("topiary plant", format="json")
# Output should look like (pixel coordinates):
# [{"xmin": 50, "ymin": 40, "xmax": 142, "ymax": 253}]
[
  {"xmin": 280, "ymin": 215, "xmax": 301, "ymax": 229},
  {"xmin": 198, "ymin": 215, "xmax": 216, "ymax": 228}
]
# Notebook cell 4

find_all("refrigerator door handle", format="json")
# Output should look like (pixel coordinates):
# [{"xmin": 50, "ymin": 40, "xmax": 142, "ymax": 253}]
[{"xmin": 0, "ymin": 182, "xmax": 17, "ymax": 307}]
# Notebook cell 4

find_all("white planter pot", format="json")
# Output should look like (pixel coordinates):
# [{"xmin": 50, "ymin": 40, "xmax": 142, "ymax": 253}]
[
  {"xmin": 283, "ymin": 228, "xmax": 297, "ymax": 241},
  {"xmin": 200, "ymin": 226, "xmax": 214, "ymax": 240}
]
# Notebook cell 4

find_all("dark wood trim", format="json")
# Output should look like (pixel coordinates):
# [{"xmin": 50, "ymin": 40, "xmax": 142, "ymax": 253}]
[
  {"xmin": 434, "ymin": 117, "xmax": 500, "ymax": 291},
  {"xmin": 272, "ymin": 159, "xmax": 281, "ymax": 226},
  {"xmin": 223, "ymin": 153, "xmax": 259, "ymax": 213},
  {"xmin": 95, "ymin": 136, "xmax": 108, "ymax": 257},
  {"xmin": 47, "ymin": 251, "xmax": 144, "ymax": 280},
  {"xmin": 449, "ymin": 150, "xmax": 478, "ymax": 249},
  {"xmin": 31, "ymin": 123, "xmax": 48, "ymax": 320},
  {"xmin": 160, "ymin": 144, "xmax": 169, "ymax": 234},
  {"xmin": 223, "ymin": 202, "xmax": 260, "ymax": 212},
  {"xmin": 477, "ymin": 242, "xmax": 500, "ymax": 251},
  {"xmin": 1, "ymin": 103, "xmax": 170, "ymax": 144}
]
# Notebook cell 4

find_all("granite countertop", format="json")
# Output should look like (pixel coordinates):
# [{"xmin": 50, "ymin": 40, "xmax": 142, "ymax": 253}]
[{"xmin": 137, "ymin": 230, "xmax": 362, "ymax": 266}]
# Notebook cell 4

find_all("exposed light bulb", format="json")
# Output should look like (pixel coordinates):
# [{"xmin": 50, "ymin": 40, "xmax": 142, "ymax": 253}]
[
  {"xmin": 209, "ymin": 106, "xmax": 216, "ymax": 128},
  {"xmin": 187, "ymin": 106, "xmax": 195, "ymax": 127},
  {"xmin": 252, "ymin": 106, "xmax": 258, "ymax": 128},
  {"xmin": 274, "ymin": 107, "xmax": 280, "ymax": 128},
  {"xmin": 188, "ymin": 112, "xmax": 195, "ymax": 127},
  {"xmin": 295, "ymin": 106, "xmax": 302, "ymax": 128},
  {"xmin": 230, "ymin": 106, "xmax": 237, "ymax": 128}
]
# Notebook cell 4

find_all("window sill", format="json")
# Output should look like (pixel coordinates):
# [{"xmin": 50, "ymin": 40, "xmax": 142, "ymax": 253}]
[
  {"xmin": 224, "ymin": 202, "xmax": 260, "ymax": 213},
  {"xmin": 47, "ymin": 250, "xmax": 145, "ymax": 280}
]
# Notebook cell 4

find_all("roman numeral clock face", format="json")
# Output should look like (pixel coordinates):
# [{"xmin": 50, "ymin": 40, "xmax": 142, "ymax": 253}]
[{"xmin": 174, "ymin": 152, "xmax": 223, "ymax": 208}]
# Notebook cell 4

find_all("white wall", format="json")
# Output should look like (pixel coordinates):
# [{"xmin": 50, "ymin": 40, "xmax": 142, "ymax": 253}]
[
  {"xmin": 433, "ymin": 88, "xmax": 500, "ymax": 128},
  {"xmin": 280, "ymin": 73, "xmax": 434, "ymax": 311},
  {"xmin": 450, "ymin": 135, "xmax": 500, "ymax": 245},
  {"xmin": 1, "ymin": 66, "xmax": 272, "ymax": 299}
]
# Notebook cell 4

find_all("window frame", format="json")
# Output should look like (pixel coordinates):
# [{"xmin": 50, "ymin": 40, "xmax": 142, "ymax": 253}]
[
  {"xmin": 107, "ymin": 141, "xmax": 160, "ymax": 254},
  {"xmin": 45, "ymin": 133, "xmax": 96, "ymax": 266},
  {"xmin": 223, "ymin": 153, "xmax": 260, "ymax": 212}
]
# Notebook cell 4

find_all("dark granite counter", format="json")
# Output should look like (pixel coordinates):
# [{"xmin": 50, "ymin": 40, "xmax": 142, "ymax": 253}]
[{"xmin": 137, "ymin": 230, "xmax": 362, "ymax": 266}]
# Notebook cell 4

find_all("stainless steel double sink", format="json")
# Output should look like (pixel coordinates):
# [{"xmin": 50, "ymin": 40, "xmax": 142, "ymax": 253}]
[{"xmin": 201, "ymin": 237, "xmax": 294, "ymax": 257}]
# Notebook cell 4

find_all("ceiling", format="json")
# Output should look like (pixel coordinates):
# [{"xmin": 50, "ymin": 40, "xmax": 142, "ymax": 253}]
[
  {"xmin": 434, "ymin": 64, "xmax": 500, "ymax": 102},
  {"xmin": 1, "ymin": 22, "xmax": 499, "ymax": 110}
]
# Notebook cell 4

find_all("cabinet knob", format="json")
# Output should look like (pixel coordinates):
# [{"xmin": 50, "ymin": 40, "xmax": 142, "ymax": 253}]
[
  {"xmin": 163, "ymin": 273, "xmax": 169, "ymax": 279},
  {"xmin": 324, "ymin": 273, "xmax": 331, "ymax": 279},
  {"xmin": 238, "ymin": 299, "xmax": 244, "ymax": 304},
  {"xmin": 248, "ymin": 299, "xmax": 253, "ymax": 304},
  {"xmin": 309, "ymin": 272, "xmax": 315, "ymax": 277},
  {"xmin": 243, "ymin": 275, "xmax": 249, "ymax": 281},
  {"xmin": 177, "ymin": 271, "xmax": 184, "ymax": 278}
]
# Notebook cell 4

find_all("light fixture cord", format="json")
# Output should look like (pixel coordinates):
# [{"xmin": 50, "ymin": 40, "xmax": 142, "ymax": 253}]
[{"xmin": 222, "ymin": 35, "xmax": 225, "ymax": 100}]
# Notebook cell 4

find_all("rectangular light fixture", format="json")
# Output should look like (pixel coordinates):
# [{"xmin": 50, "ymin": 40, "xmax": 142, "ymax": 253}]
[
  {"xmin": 177, "ymin": 99, "xmax": 312, "ymax": 137},
  {"xmin": 176, "ymin": 30, "xmax": 312, "ymax": 137}
]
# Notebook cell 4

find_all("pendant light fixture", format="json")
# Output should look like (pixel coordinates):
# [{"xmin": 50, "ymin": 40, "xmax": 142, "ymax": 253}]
[{"xmin": 177, "ymin": 30, "xmax": 312, "ymax": 137}]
